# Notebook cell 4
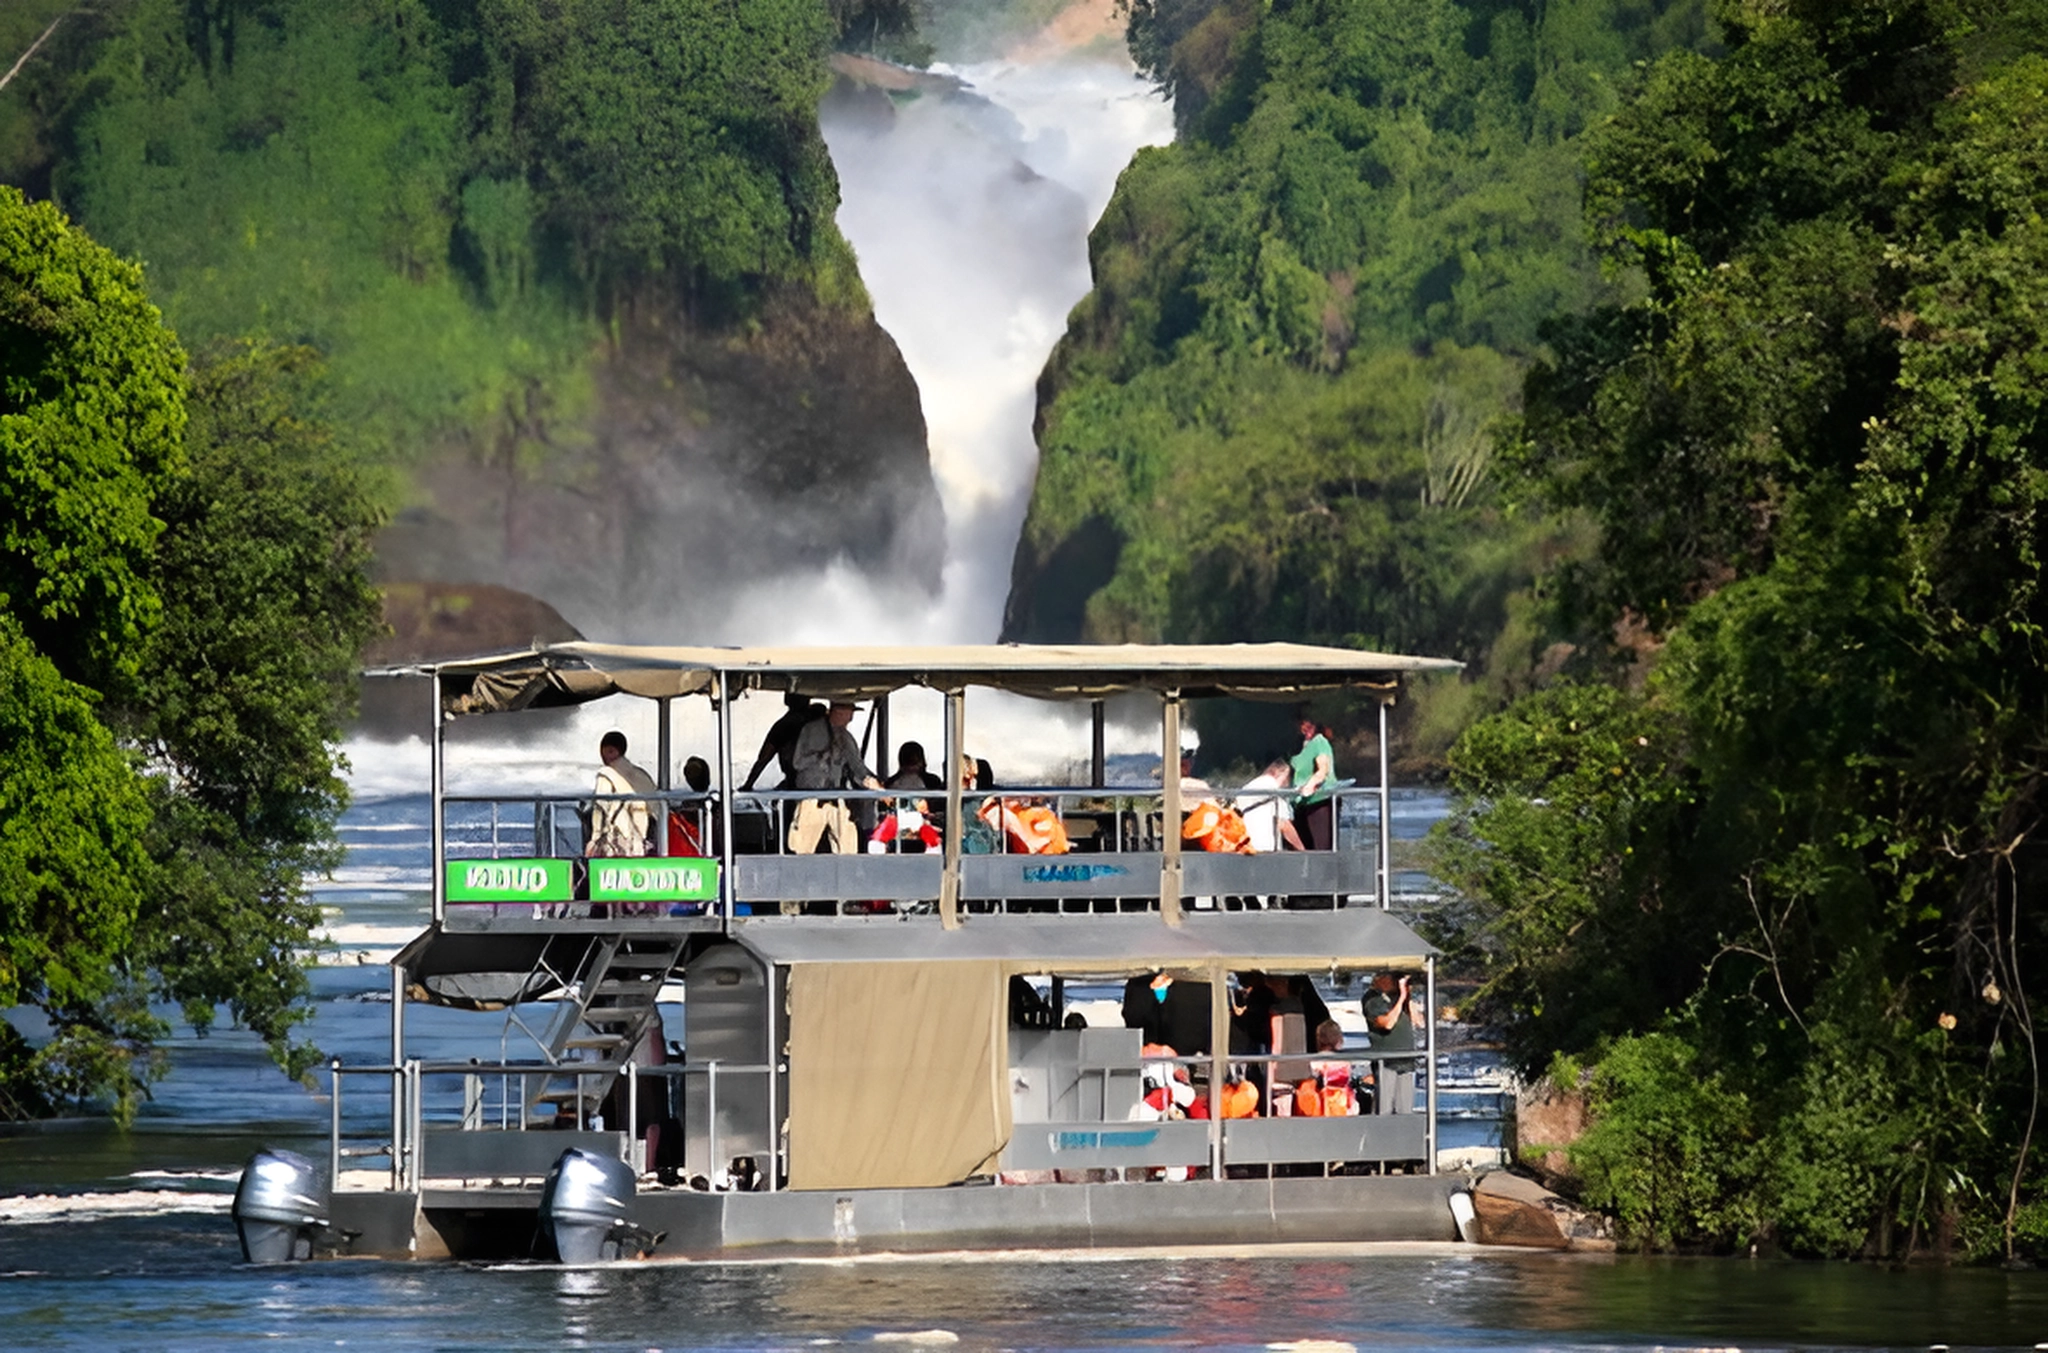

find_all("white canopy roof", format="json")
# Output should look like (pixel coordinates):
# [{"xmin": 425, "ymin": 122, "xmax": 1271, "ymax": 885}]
[{"xmin": 375, "ymin": 640, "xmax": 1462, "ymax": 716}]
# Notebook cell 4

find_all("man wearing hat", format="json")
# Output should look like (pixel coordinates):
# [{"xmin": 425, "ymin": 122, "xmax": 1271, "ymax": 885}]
[{"xmin": 787, "ymin": 700, "xmax": 883, "ymax": 855}]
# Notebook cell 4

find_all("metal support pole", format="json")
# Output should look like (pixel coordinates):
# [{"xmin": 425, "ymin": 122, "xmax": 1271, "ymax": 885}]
[
  {"xmin": 1090, "ymin": 700, "xmax": 1106, "ymax": 788},
  {"xmin": 409, "ymin": 1059, "xmax": 423, "ymax": 1192},
  {"xmin": 1377, "ymin": 696, "xmax": 1392, "ymax": 911},
  {"xmin": 429, "ymin": 674, "xmax": 446, "ymax": 926},
  {"xmin": 1160, "ymin": 693, "xmax": 1183, "ymax": 927},
  {"xmin": 627, "ymin": 1060, "xmax": 641, "ymax": 1172},
  {"xmin": 1207, "ymin": 965, "xmax": 1226, "ymax": 1179},
  {"xmin": 765, "ymin": 964, "xmax": 781, "ymax": 1192},
  {"xmin": 657, "ymin": 698, "xmax": 672, "ymax": 791},
  {"xmin": 388, "ymin": 961, "xmax": 406, "ymax": 1191},
  {"xmin": 876, "ymin": 695, "xmax": 891, "ymax": 779},
  {"xmin": 655, "ymin": 698, "xmax": 673, "ymax": 856},
  {"xmin": 940, "ymin": 690, "xmax": 964, "ymax": 930},
  {"xmin": 716, "ymin": 675, "xmax": 737, "ymax": 928},
  {"xmin": 329, "ymin": 1060, "xmax": 342, "ymax": 1190},
  {"xmin": 1425, "ymin": 955, "xmax": 1438, "ymax": 1175}
]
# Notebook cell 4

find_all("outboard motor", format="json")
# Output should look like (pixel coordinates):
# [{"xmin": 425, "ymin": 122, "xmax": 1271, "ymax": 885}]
[
  {"xmin": 535, "ymin": 1147, "xmax": 658, "ymax": 1263},
  {"xmin": 232, "ymin": 1148, "xmax": 330, "ymax": 1263}
]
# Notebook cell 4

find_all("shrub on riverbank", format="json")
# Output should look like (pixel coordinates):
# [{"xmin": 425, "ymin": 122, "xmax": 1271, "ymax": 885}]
[{"xmin": 1438, "ymin": 0, "xmax": 2048, "ymax": 1262}]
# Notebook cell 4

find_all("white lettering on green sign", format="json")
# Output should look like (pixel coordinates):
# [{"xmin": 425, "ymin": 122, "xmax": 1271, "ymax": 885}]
[
  {"xmin": 592, "ymin": 863, "xmax": 717, "ymax": 901},
  {"xmin": 445, "ymin": 858, "xmax": 571, "ymax": 902},
  {"xmin": 467, "ymin": 864, "xmax": 553, "ymax": 894}
]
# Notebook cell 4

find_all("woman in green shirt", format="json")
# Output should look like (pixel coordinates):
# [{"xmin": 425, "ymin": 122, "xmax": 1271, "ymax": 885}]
[{"xmin": 1290, "ymin": 716, "xmax": 1337, "ymax": 850}]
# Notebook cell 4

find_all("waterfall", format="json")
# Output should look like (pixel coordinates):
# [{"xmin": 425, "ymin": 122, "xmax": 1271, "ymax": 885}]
[
  {"xmin": 344, "ymin": 28, "xmax": 1174, "ymax": 788},
  {"xmin": 712, "ymin": 47, "xmax": 1172, "ymax": 645}
]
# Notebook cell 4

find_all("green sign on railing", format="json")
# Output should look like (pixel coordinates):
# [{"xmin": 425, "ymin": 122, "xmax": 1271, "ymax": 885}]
[
  {"xmin": 590, "ymin": 859, "xmax": 721, "ymax": 902},
  {"xmin": 445, "ymin": 858, "xmax": 572, "ymax": 902}
]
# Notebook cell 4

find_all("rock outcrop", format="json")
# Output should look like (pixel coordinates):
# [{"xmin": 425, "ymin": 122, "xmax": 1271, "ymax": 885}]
[
  {"xmin": 366, "ymin": 581, "xmax": 583, "ymax": 667},
  {"xmin": 1470, "ymin": 1170, "xmax": 1614, "ymax": 1251},
  {"xmin": 377, "ymin": 287, "xmax": 944, "ymax": 641}
]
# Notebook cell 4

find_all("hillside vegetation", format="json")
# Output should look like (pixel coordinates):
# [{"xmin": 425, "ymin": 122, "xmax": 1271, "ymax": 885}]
[
  {"xmin": 1006, "ymin": 0, "xmax": 1712, "ymax": 753},
  {"xmin": 1, "ymin": 0, "xmax": 862, "ymax": 457},
  {"xmin": 1431, "ymin": 0, "xmax": 2048, "ymax": 1259}
]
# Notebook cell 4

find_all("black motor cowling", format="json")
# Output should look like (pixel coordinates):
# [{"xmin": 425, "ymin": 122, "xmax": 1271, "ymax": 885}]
[
  {"xmin": 232, "ymin": 1148, "xmax": 330, "ymax": 1263},
  {"xmin": 535, "ymin": 1146, "xmax": 656, "ymax": 1263}
]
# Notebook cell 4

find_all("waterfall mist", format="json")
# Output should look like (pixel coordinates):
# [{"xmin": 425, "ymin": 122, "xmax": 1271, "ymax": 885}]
[{"xmin": 345, "ymin": 25, "xmax": 1175, "ymax": 789}]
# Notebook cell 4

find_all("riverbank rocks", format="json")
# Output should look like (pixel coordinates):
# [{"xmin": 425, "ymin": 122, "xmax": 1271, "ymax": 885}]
[
  {"xmin": 1472, "ymin": 1171, "xmax": 1614, "ymax": 1252},
  {"xmin": 367, "ymin": 582, "xmax": 582, "ymax": 667},
  {"xmin": 1513, "ymin": 1074, "xmax": 1591, "ymax": 1189}
]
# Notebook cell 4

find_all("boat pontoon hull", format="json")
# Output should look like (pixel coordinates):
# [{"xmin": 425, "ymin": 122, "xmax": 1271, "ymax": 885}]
[{"xmin": 329, "ymin": 1173, "xmax": 1464, "ymax": 1262}]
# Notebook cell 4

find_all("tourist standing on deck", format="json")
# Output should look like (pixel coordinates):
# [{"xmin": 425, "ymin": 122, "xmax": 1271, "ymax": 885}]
[
  {"xmin": 1238, "ymin": 757, "xmax": 1306, "ymax": 853},
  {"xmin": 788, "ymin": 700, "xmax": 883, "ymax": 854},
  {"xmin": 741, "ymin": 691, "xmax": 825, "ymax": 791},
  {"xmin": 1363, "ymin": 971, "xmax": 1419, "ymax": 1115},
  {"xmin": 1290, "ymin": 714, "xmax": 1338, "ymax": 850},
  {"xmin": 588, "ymin": 731, "xmax": 659, "ymax": 857}
]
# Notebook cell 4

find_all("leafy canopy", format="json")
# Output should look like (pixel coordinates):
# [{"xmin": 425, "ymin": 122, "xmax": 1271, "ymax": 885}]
[
  {"xmin": 0, "ymin": 186, "xmax": 384, "ymax": 1118},
  {"xmin": 1437, "ymin": 0, "xmax": 2048, "ymax": 1258}
]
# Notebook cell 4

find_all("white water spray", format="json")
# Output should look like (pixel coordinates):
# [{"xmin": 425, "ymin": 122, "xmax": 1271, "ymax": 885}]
[{"xmin": 718, "ymin": 47, "xmax": 1172, "ymax": 645}]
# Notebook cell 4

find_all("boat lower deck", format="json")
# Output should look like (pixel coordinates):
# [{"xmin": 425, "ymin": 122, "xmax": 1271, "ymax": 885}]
[{"xmin": 332, "ymin": 1173, "xmax": 1465, "ymax": 1262}]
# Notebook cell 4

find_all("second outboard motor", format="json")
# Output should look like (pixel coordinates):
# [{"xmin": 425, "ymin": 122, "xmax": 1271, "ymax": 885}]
[
  {"xmin": 232, "ymin": 1148, "xmax": 330, "ymax": 1263},
  {"xmin": 535, "ymin": 1147, "xmax": 654, "ymax": 1263}
]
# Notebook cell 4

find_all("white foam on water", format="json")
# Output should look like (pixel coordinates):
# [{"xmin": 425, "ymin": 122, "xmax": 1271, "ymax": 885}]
[
  {"xmin": 312, "ymin": 865, "xmax": 423, "ymax": 888},
  {"xmin": 0, "ymin": 1189, "xmax": 234, "ymax": 1225},
  {"xmin": 124, "ymin": 1169, "xmax": 240, "ymax": 1182}
]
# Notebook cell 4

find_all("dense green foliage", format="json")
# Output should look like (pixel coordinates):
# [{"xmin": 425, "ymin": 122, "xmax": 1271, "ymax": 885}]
[
  {"xmin": 0, "ymin": 189, "xmax": 173, "ymax": 1043},
  {"xmin": 1435, "ymin": 0, "xmax": 2048, "ymax": 1259},
  {"xmin": 0, "ymin": 174, "xmax": 186, "ymax": 687},
  {"xmin": 1012, "ymin": 0, "xmax": 1711, "ymax": 754},
  {"xmin": 0, "ymin": 188, "xmax": 383, "ymax": 1119},
  {"xmin": 114, "ymin": 339, "xmax": 385, "ymax": 1080},
  {"xmin": 2, "ymin": 0, "xmax": 865, "ymax": 454}
]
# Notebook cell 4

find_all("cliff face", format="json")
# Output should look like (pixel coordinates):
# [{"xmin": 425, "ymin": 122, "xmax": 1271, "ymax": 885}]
[
  {"xmin": 378, "ymin": 287, "xmax": 942, "ymax": 640},
  {"xmin": 0, "ymin": 3, "xmax": 946, "ymax": 647}
]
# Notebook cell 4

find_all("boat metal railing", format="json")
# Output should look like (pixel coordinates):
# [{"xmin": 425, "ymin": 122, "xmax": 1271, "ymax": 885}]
[
  {"xmin": 436, "ymin": 784, "xmax": 1419, "ymax": 921},
  {"xmin": 325, "ymin": 1056, "xmax": 783, "ymax": 1192},
  {"xmin": 1003, "ymin": 1048, "xmax": 1435, "ymax": 1176},
  {"xmin": 327, "ymin": 1044, "xmax": 1439, "ymax": 1194}
]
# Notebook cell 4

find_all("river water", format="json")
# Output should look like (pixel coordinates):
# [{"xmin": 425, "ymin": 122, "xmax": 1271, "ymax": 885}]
[
  {"xmin": 7, "ymin": 30, "xmax": 2048, "ymax": 1353},
  {"xmin": 7, "ymin": 789, "xmax": 2048, "ymax": 1349}
]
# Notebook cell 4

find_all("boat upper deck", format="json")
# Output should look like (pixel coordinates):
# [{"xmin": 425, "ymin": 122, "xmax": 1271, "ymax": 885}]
[{"xmin": 372, "ymin": 639, "xmax": 1460, "ymax": 977}]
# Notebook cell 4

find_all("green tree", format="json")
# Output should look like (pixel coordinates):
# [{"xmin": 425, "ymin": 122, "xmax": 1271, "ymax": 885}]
[
  {"xmin": 1446, "ymin": 0, "xmax": 2048, "ymax": 1258},
  {"xmin": 0, "ymin": 184, "xmax": 186, "ymax": 688},
  {"xmin": 113, "ymin": 339, "xmax": 385, "ymax": 1076},
  {"xmin": 1, "ymin": 187, "xmax": 383, "ymax": 1118},
  {"xmin": 0, "ymin": 185, "xmax": 176, "ymax": 1117}
]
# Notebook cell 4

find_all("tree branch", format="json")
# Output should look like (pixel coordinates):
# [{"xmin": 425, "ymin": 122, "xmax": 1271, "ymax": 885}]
[{"xmin": 0, "ymin": 12, "xmax": 68, "ymax": 95}]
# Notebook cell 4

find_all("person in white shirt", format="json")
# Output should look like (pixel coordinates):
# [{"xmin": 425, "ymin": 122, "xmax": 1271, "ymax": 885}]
[
  {"xmin": 1237, "ymin": 757, "xmax": 1306, "ymax": 854},
  {"xmin": 588, "ymin": 730, "xmax": 660, "ymax": 857}
]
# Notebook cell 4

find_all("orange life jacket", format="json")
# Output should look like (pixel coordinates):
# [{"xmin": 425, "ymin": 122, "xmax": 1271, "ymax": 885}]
[
  {"xmin": 1220, "ymin": 1079, "xmax": 1260, "ymax": 1119},
  {"xmin": 978, "ymin": 798, "xmax": 1070, "ymax": 855},
  {"xmin": 1182, "ymin": 801, "xmax": 1253, "ymax": 854},
  {"xmin": 1294, "ymin": 1079, "xmax": 1325, "ymax": 1117}
]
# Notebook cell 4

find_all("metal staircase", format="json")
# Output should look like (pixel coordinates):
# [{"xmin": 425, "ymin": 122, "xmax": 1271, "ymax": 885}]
[{"xmin": 524, "ymin": 934, "xmax": 684, "ymax": 1123}]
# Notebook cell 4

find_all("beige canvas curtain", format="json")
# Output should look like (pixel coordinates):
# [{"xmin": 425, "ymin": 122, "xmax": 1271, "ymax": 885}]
[{"xmin": 786, "ymin": 960, "xmax": 1011, "ymax": 1190}]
